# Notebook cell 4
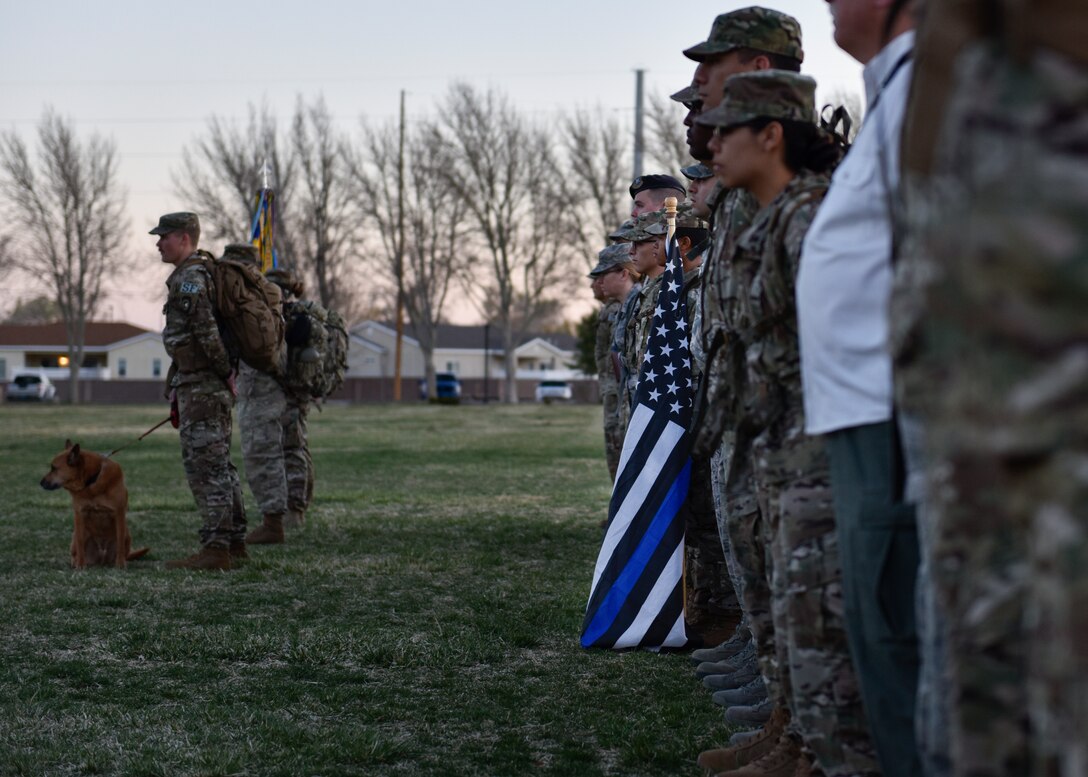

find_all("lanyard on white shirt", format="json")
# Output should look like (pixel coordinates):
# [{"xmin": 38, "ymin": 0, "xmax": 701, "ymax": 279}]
[
  {"xmin": 872, "ymin": 48, "xmax": 914, "ymax": 264},
  {"xmin": 870, "ymin": 50, "xmax": 914, "ymax": 113}
]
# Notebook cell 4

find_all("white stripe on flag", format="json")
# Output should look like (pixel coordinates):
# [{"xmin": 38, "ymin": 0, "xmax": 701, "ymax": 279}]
[
  {"xmin": 589, "ymin": 403, "xmax": 686, "ymax": 595},
  {"xmin": 612, "ymin": 401, "xmax": 653, "ymax": 492},
  {"xmin": 612, "ymin": 540, "xmax": 686, "ymax": 649}
]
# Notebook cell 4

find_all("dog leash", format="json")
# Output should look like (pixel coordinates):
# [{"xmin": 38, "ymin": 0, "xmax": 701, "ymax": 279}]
[{"xmin": 104, "ymin": 416, "xmax": 173, "ymax": 459}]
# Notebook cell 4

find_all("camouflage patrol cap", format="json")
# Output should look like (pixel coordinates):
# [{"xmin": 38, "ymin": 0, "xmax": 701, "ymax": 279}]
[
  {"xmin": 680, "ymin": 162, "xmax": 714, "ymax": 181},
  {"xmin": 588, "ymin": 243, "xmax": 634, "ymax": 278},
  {"xmin": 608, "ymin": 218, "xmax": 638, "ymax": 242},
  {"xmin": 221, "ymin": 243, "xmax": 259, "ymax": 265},
  {"xmin": 669, "ymin": 84, "xmax": 700, "ymax": 108},
  {"xmin": 149, "ymin": 212, "xmax": 199, "ymax": 235},
  {"xmin": 676, "ymin": 202, "xmax": 709, "ymax": 230},
  {"xmin": 696, "ymin": 70, "xmax": 816, "ymax": 129},
  {"xmin": 265, "ymin": 266, "xmax": 298, "ymax": 287},
  {"xmin": 683, "ymin": 7, "xmax": 804, "ymax": 63},
  {"xmin": 631, "ymin": 210, "xmax": 668, "ymax": 242}
]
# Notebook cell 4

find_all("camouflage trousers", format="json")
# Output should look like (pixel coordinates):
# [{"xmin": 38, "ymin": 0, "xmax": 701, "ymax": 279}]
[
  {"xmin": 283, "ymin": 397, "xmax": 313, "ymax": 513},
  {"xmin": 754, "ymin": 414, "xmax": 880, "ymax": 777},
  {"xmin": 685, "ymin": 455, "xmax": 741, "ymax": 643},
  {"xmin": 899, "ymin": 413, "xmax": 952, "ymax": 777},
  {"xmin": 602, "ymin": 387, "xmax": 623, "ymax": 481},
  {"xmin": 710, "ymin": 433, "xmax": 748, "ymax": 628},
  {"xmin": 176, "ymin": 378, "xmax": 245, "ymax": 549},
  {"xmin": 899, "ymin": 45, "xmax": 1088, "ymax": 777},
  {"xmin": 237, "ymin": 362, "xmax": 288, "ymax": 517},
  {"xmin": 720, "ymin": 429, "xmax": 781, "ymax": 703}
]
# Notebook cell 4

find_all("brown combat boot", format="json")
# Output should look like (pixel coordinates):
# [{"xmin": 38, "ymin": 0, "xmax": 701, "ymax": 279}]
[
  {"xmin": 283, "ymin": 509, "xmax": 305, "ymax": 529},
  {"xmin": 791, "ymin": 753, "xmax": 813, "ymax": 777},
  {"xmin": 720, "ymin": 730, "xmax": 802, "ymax": 777},
  {"xmin": 246, "ymin": 513, "xmax": 285, "ymax": 544},
  {"xmin": 165, "ymin": 546, "xmax": 232, "ymax": 571},
  {"xmin": 229, "ymin": 542, "xmax": 248, "ymax": 560},
  {"xmin": 697, "ymin": 707, "xmax": 788, "ymax": 774}
]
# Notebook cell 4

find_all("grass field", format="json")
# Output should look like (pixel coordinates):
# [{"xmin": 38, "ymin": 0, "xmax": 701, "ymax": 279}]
[{"xmin": 0, "ymin": 402, "xmax": 731, "ymax": 776}]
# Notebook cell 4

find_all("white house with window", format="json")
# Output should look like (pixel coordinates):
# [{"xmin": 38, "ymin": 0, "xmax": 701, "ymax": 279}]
[
  {"xmin": 0, "ymin": 322, "xmax": 168, "ymax": 382},
  {"xmin": 350, "ymin": 321, "xmax": 581, "ymax": 380}
]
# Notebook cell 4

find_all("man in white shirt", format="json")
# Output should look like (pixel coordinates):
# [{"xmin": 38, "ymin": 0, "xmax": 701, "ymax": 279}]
[{"xmin": 796, "ymin": 2, "xmax": 920, "ymax": 776}]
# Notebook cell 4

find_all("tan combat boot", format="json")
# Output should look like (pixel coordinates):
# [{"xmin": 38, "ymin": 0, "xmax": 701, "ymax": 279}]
[
  {"xmin": 246, "ymin": 513, "xmax": 285, "ymax": 544},
  {"xmin": 697, "ymin": 707, "xmax": 788, "ymax": 774},
  {"xmin": 165, "ymin": 546, "xmax": 232, "ymax": 571},
  {"xmin": 229, "ymin": 542, "xmax": 248, "ymax": 560},
  {"xmin": 283, "ymin": 509, "xmax": 305, "ymax": 529},
  {"xmin": 720, "ymin": 730, "xmax": 803, "ymax": 777},
  {"xmin": 790, "ymin": 753, "xmax": 813, "ymax": 777}
]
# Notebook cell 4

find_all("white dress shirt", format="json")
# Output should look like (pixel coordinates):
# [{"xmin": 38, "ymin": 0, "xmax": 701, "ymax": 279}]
[{"xmin": 796, "ymin": 31, "xmax": 915, "ymax": 435}]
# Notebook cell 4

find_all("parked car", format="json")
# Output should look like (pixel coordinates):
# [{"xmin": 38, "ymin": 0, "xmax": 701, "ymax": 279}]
[
  {"xmin": 419, "ymin": 372, "xmax": 462, "ymax": 403},
  {"xmin": 6, "ymin": 371, "xmax": 57, "ymax": 402},
  {"xmin": 535, "ymin": 379, "xmax": 573, "ymax": 403}
]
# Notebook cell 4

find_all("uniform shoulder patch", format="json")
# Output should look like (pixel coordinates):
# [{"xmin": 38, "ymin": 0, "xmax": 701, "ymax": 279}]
[{"xmin": 180, "ymin": 281, "xmax": 202, "ymax": 294}]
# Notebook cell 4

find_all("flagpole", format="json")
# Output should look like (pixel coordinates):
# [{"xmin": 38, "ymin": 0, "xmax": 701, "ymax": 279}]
[{"xmin": 664, "ymin": 196, "xmax": 678, "ymax": 242}]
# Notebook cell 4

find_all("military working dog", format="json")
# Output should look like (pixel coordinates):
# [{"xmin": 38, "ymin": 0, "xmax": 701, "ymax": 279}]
[{"xmin": 40, "ymin": 440, "xmax": 149, "ymax": 569}]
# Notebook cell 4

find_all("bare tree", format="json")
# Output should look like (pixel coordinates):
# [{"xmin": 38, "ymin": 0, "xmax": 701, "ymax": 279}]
[
  {"xmin": 174, "ymin": 103, "xmax": 298, "ymax": 258},
  {"xmin": 3, "ymin": 294, "xmax": 61, "ymax": 324},
  {"xmin": 645, "ymin": 92, "xmax": 693, "ymax": 175},
  {"xmin": 0, "ymin": 110, "xmax": 128, "ymax": 402},
  {"xmin": 344, "ymin": 120, "xmax": 468, "ymax": 396},
  {"xmin": 290, "ymin": 96, "xmax": 365, "ymax": 318},
  {"xmin": 559, "ymin": 108, "xmax": 629, "ymax": 260},
  {"xmin": 425, "ymin": 83, "xmax": 579, "ymax": 403}
]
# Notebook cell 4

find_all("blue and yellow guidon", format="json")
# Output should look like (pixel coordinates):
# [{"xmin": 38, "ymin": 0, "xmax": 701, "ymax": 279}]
[{"xmin": 251, "ymin": 188, "xmax": 277, "ymax": 273}]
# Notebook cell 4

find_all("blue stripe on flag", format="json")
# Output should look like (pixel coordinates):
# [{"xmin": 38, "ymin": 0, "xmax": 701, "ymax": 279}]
[{"xmin": 580, "ymin": 457, "xmax": 691, "ymax": 648}]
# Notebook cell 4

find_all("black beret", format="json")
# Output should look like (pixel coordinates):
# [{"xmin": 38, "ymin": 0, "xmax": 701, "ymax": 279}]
[{"xmin": 629, "ymin": 174, "xmax": 686, "ymax": 198}]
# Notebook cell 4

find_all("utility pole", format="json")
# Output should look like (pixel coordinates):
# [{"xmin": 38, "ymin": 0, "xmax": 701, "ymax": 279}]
[
  {"xmin": 393, "ymin": 89, "xmax": 406, "ymax": 401},
  {"xmin": 633, "ymin": 68, "xmax": 645, "ymax": 179}
]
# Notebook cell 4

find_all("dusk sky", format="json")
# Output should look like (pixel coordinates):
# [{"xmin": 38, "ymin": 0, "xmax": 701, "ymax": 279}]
[{"xmin": 1, "ymin": 0, "xmax": 862, "ymax": 329}]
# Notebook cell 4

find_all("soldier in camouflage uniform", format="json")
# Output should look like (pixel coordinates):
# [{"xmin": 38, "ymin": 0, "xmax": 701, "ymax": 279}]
[
  {"xmin": 266, "ymin": 267, "xmax": 315, "ymax": 529},
  {"xmin": 679, "ymin": 8, "xmax": 807, "ymax": 773},
  {"xmin": 153, "ymin": 212, "xmax": 245, "ymax": 571},
  {"xmin": 623, "ymin": 212, "xmax": 669, "ymax": 404},
  {"xmin": 223, "ymin": 243, "xmax": 290, "ymax": 547},
  {"xmin": 892, "ymin": 2, "xmax": 1088, "ymax": 775},
  {"xmin": 588, "ymin": 244, "xmax": 631, "ymax": 481},
  {"xmin": 609, "ymin": 223, "xmax": 643, "ymax": 435},
  {"xmin": 674, "ymin": 206, "xmax": 742, "ymax": 646},
  {"xmin": 695, "ymin": 72, "xmax": 879, "ymax": 777}
]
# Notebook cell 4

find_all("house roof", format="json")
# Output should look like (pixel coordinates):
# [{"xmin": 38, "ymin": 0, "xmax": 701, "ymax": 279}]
[
  {"xmin": 0, "ymin": 321, "xmax": 152, "ymax": 348},
  {"xmin": 369, "ymin": 321, "xmax": 575, "ymax": 352}
]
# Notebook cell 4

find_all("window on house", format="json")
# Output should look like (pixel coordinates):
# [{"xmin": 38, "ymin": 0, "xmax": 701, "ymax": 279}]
[
  {"xmin": 0, "ymin": 359, "xmax": 5, "ymax": 381},
  {"xmin": 445, "ymin": 361, "xmax": 459, "ymax": 374},
  {"xmin": 118, "ymin": 358, "xmax": 127, "ymax": 377},
  {"xmin": 152, "ymin": 358, "xmax": 162, "ymax": 378}
]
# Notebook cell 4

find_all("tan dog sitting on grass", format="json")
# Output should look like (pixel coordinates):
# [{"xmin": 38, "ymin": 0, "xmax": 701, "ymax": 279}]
[{"xmin": 40, "ymin": 440, "xmax": 149, "ymax": 569}]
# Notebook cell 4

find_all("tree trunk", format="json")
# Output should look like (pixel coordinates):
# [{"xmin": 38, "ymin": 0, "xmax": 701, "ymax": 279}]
[
  {"xmin": 502, "ymin": 324, "xmax": 518, "ymax": 404},
  {"xmin": 422, "ymin": 346, "xmax": 437, "ymax": 401}
]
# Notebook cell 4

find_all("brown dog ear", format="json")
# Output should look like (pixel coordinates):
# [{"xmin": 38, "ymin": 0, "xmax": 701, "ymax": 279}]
[
  {"xmin": 65, "ymin": 439, "xmax": 73, "ymax": 449},
  {"xmin": 67, "ymin": 444, "xmax": 81, "ymax": 466}
]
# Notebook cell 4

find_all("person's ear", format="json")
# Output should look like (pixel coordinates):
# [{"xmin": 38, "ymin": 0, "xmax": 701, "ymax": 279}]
[{"xmin": 760, "ymin": 121, "xmax": 784, "ymax": 153}]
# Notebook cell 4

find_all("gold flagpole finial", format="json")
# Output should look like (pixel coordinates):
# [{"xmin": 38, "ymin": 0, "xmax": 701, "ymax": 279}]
[{"xmin": 664, "ymin": 196, "xmax": 678, "ymax": 242}]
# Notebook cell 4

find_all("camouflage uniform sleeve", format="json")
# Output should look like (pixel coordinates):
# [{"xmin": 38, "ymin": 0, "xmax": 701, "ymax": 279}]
[{"xmin": 181, "ymin": 265, "xmax": 233, "ymax": 379}]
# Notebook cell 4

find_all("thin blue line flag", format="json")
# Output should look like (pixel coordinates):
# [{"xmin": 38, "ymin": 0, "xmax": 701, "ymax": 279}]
[{"xmin": 581, "ymin": 229, "xmax": 692, "ymax": 650}]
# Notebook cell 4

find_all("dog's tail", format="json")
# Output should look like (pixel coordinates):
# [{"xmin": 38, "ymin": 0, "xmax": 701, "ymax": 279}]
[{"xmin": 127, "ymin": 547, "xmax": 151, "ymax": 561}]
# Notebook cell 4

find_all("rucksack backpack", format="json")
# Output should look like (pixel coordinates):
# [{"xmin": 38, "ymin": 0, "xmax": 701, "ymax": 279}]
[
  {"xmin": 195, "ymin": 251, "xmax": 286, "ymax": 376},
  {"xmin": 283, "ymin": 299, "xmax": 348, "ymax": 400}
]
